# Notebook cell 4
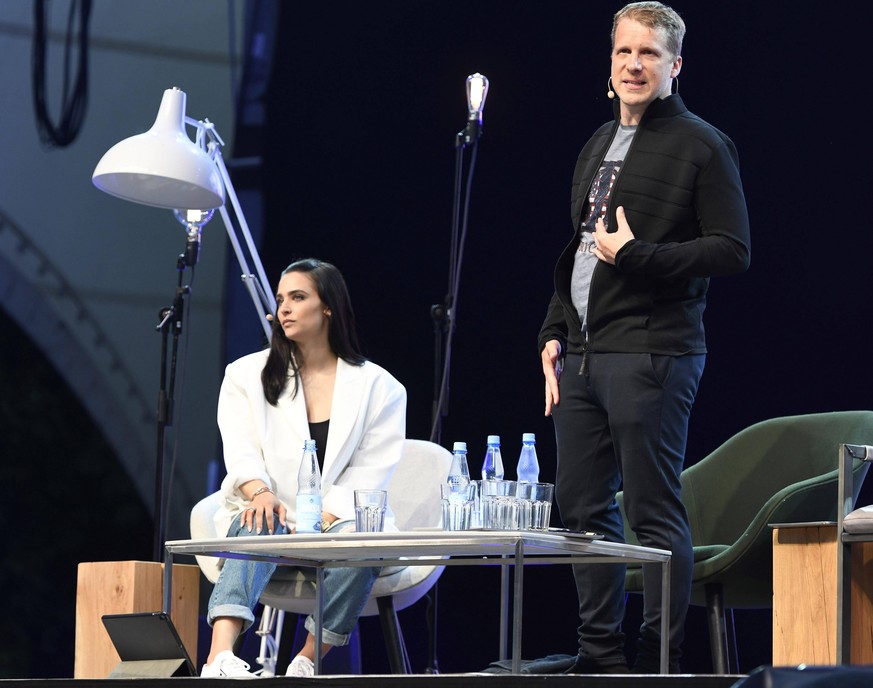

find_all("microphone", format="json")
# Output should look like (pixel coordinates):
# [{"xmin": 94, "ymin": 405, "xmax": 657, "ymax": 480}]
[
  {"xmin": 185, "ymin": 225, "xmax": 201, "ymax": 266},
  {"xmin": 463, "ymin": 72, "xmax": 489, "ymax": 144},
  {"xmin": 607, "ymin": 78, "xmax": 615, "ymax": 99}
]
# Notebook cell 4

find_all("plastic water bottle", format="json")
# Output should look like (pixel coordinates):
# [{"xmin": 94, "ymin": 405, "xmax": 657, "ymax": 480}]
[
  {"xmin": 516, "ymin": 433, "xmax": 540, "ymax": 483},
  {"xmin": 296, "ymin": 439, "xmax": 322, "ymax": 533},
  {"xmin": 448, "ymin": 441, "xmax": 471, "ymax": 487},
  {"xmin": 481, "ymin": 435, "xmax": 504, "ymax": 480}
]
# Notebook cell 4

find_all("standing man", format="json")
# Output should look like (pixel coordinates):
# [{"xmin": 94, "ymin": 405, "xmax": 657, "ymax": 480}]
[{"xmin": 538, "ymin": 2, "xmax": 750, "ymax": 674}]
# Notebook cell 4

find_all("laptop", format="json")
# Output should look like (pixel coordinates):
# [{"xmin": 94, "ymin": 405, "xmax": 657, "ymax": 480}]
[{"xmin": 101, "ymin": 611, "xmax": 196, "ymax": 677}]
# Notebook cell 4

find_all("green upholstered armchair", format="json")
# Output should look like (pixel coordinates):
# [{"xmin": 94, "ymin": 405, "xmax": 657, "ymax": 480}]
[{"xmin": 617, "ymin": 411, "xmax": 873, "ymax": 673}]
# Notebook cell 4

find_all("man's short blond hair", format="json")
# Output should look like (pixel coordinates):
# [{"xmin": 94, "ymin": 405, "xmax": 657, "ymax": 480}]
[{"xmin": 612, "ymin": 2, "xmax": 686, "ymax": 58}]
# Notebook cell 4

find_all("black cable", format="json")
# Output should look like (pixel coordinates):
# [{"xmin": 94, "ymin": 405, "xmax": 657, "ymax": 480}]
[{"xmin": 32, "ymin": 0, "xmax": 92, "ymax": 147}]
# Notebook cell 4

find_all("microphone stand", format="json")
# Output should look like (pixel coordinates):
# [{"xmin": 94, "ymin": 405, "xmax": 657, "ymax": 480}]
[
  {"xmin": 429, "ymin": 121, "xmax": 482, "ymax": 446},
  {"xmin": 426, "ymin": 113, "xmax": 484, "ymax": 676},
  {"xmin": 153, "ymin": 252, "xmax": 192, "ymax": 562}
]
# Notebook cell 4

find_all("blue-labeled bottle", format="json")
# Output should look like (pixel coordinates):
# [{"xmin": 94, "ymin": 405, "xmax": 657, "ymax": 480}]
[
  {"xmin": 296, "ymin": 439, "xmax": 322, "ymax": 533},
  {"xmin": 516, "ymin": 432, "xmax": 540, "ymax": 483},
  {"xmin": 448, "ymin": 441, "xmax": 471, "ymax": 487},
  {"xmin": 481, "ymin": 435, "xmax": 504, "ymax": 480}
]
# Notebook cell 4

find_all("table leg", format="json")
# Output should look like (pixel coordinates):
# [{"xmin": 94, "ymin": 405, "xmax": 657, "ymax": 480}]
[
  {"xmin": 836, "ymin": 446, "xmax": 855, "ymax": 665},
  {"xmin": 660, "ymin": 557, "xmax": 671, "ymax": 674},
  {"xmin": 512, "ymin": 540, "xmax": 524, "ymax": 674},
  {"xmin": 499, "ymin": 558, "xmax": 509, "ymax": 660},
  {"xmin": 314, "ymin": 567, "xmax": 324, "ymax": 675}
]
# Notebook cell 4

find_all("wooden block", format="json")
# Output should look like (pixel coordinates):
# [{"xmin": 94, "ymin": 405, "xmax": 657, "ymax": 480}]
[
  {"xmin": 772, "ymin": 526, "xmax": 838, "ymax": 665},
  {"xmin": 772, "ymin": 526, "xmax": 873, "ymax": 666},
  {"xmin": 850, "ymin": 542, "xmax": 873, "ymax": 664},
  {"xmin": 74, "ymin": 560, "xmax": 200, "ymax": 678}
]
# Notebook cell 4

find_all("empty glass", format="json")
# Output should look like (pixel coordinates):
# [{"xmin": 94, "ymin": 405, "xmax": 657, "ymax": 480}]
[
  {"xmin": 354, "ymin": 489, "xmax": 387, "ymax": 532},
  {"xmin": 440, "ymin": 483, "xmax": 475, "ymax": 531},
  {"xmin": 469, "ymin": 479, "xmax": 482, "ymax": 528},
  {"xmin": 517, "ymin": 482, "xmax": 554, "ymax": 531},
  {"xmin": 481, "ymin": 479, "xmax": 519, "ymax": 530}
]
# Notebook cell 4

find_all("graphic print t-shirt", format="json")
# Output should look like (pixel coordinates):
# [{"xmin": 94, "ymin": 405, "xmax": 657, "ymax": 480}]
[{"xmin": 570, "ymin": 124, "xmax": 637, "ymax": 331}]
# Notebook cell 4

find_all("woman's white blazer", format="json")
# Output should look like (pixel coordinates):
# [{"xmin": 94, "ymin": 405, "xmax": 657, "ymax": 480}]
[{"xmin": 213, "ymin": 349, "xmax": 407, "ymax": 537}]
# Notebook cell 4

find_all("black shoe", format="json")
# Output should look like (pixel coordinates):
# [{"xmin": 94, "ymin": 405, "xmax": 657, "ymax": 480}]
[{"xmin": 564, "ymin": 656, "xmax": 630, "ymax": 674}]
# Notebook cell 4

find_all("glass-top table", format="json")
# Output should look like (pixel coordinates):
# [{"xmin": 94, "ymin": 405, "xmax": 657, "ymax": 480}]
[{"xmin": 163, "ymin": 529, "xmax": 671, "ymax": 674}]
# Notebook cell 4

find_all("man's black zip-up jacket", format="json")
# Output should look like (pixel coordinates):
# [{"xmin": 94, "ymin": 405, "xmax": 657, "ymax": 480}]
[{"xmin": 538, "ymin": 94, "xmax": 751, "ymax": 358}]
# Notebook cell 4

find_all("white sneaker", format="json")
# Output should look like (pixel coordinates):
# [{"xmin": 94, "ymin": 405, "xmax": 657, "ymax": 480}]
[
  {"xmin": 201, "ymin": 650, "xmax": 259, "ymax": 679},
  {"xmin": 286, "ymin": 655, "xmax": 315, "ymax": 677}
]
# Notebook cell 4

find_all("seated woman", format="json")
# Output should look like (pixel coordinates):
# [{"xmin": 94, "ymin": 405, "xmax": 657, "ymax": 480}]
[{"xmin": 200, "ymin": 258, "xmax": 406, "ymax": 678}]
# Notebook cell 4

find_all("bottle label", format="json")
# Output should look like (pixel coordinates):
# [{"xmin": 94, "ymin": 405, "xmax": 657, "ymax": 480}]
[{"xmin": 297, "ymin": 494, "xmax": 322, "ymax": 533}]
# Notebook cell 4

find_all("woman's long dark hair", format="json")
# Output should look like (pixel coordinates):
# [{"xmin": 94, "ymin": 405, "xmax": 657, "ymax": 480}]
[{"xmin": 262, "ymin": 258, "xmax": 366, "ymax": 406}]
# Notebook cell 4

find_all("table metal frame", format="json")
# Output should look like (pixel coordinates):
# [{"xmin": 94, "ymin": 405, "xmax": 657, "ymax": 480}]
[
  {"xmin": 836, "ymin": 443, "xmax": 873, "ymax": 664},
  {"xmin": 163, "ymin": 530, "xmax": 671, "ymax": 674}
]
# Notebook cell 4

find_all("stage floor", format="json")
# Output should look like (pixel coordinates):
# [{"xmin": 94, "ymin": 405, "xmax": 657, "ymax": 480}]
[
  {"xmin": 0, "ymin": 673, "xmax": 745, "ymax": 688},
  {"xmin": 10, "ymin": 666, "xmax": 873, "ymax": 687}
]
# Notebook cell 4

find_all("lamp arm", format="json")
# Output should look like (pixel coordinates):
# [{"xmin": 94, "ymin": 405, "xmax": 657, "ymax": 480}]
[
  {"xmin": 188, "ymin": 116, "xmax": 225, "ymax": 148},
  {"xmin": 218, "ymin": 205, "xmax": 273, "ymax": 341},
  {"xmin": 213, "ymin": 148, "xmax": 275, "ymax": 314},
  {"xmin": 186, "ymin": 116, "xmax": 276, "ymax": 340}
]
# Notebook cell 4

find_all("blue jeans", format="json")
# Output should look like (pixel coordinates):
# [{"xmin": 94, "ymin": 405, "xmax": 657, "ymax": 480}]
[{"xmin": 207, "ymin": 514, "xmax": 380, "ymax": 646}]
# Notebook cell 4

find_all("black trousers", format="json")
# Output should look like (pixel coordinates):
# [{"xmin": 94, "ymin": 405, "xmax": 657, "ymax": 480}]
[{"xmin": 552, "ymin": 352, "xmax": 704, "ymax": 668}]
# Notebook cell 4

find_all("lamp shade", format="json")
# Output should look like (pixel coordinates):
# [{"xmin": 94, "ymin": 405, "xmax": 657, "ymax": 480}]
[{"xmin": 92, "ymin": 87, "xmax": 225, "ymax": 210}]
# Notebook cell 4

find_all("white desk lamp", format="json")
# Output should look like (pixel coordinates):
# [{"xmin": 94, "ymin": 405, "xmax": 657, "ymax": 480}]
[{"xmin": 92, "ymin": 87, "xmax": 276, "ymax": 560}]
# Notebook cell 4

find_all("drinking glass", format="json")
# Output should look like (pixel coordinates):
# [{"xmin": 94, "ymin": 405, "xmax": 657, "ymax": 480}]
[
  {"xmin": 354, "ymin": 489, "xmax": 387, "ymax": 532},
  {"xmin": 517, "ymin": 482, "xmax": 554, "ymax": 531},
  {"xmin": 481, "ymin": 479, "xmax": 519, "ymax": 530},
  {"xmin": 440, "ymin": 483, "xmax": 475, "ymax": 531}
]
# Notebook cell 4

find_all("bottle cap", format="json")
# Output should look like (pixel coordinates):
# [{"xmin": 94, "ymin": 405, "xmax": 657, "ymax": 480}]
[
  {"xmin": 453, "ymin": 441, "xmax": 467, "ymax": 452},
  {"xmin": 522, "ymin": 433, "xmax": 536, "ymax": 443},
  {"xmin": 304, "ymin": 439, "xmax": 317, "ymax": 450},
  {"xmin": 487, "ymin": 435, "xmax": 500, "ymax": 445}
]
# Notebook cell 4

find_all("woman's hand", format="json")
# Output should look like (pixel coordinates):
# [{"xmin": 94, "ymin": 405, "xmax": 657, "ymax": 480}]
[{"xmin": 241, "ymin": 485, "xmax": 286, "ymax": 534}]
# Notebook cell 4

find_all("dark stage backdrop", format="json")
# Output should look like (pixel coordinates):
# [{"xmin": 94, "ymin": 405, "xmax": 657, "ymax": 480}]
[
  {"xmin": 258, "ymin": 0, "xmax": 873, "ymax": 461},
  {"xmin": 3, "ymin": 0, "xmax": 870, "ymax": 679},
  {"xmin": 247, "ymin": 0, "xmax": 872, "ymax": 675}
]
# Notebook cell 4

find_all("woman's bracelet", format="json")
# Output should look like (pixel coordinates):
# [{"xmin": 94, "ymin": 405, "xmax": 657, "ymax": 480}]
[{"xmin": 250, "ymin": 485, "xmax": 272, "ymax": 500}]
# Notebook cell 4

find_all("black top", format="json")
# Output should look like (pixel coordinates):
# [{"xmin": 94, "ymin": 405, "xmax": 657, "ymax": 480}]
[{"xmin": 308, "ymin": 419, "xmax": 329, "ymax": 470}]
